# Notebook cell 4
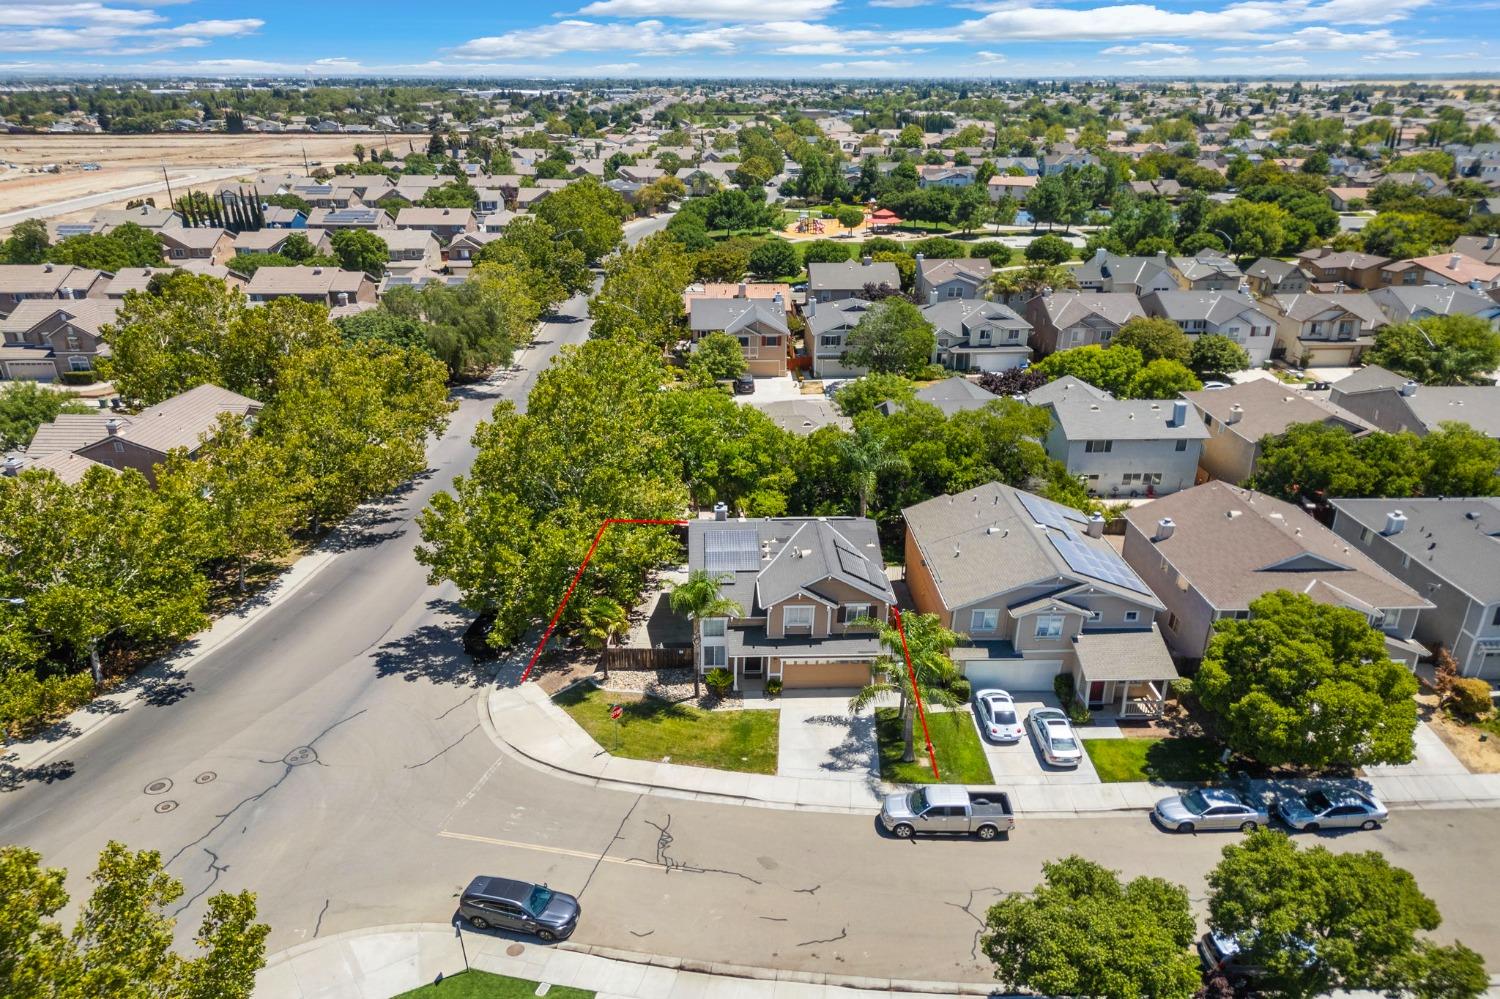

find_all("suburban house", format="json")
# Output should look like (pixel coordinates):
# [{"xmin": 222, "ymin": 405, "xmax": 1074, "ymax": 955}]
[
  {"xmin": 1244, "ymin": 257, "xmax": 1311, "ymax": 296},
  {"xmin": 1168, "ymin": 252, "xmax": 1244, "ymax": 291},
  {"xmin": 158, "ymin": 227, "xmax": 234, "ymax": 267},
  {"xmin": 986, "ymin": 175, "xmax": 1037, "ymax": 203},
  {"xmin": 1367, "ymin": 285, "xmax": 1500, "ymax": 326},
  {"xmin": 1328, "ymin": 498, "xmax": 1500, "ymax": 681},
  {"xmin": 1182, "ymin": 378, "xmax": 1375, "ymax": 485},
  {"xmin": 1074, "ymin": 251, "xmax": 1178, "ymax": 295},
  {"xmin": 379, "ymin": 229, "xmax": 444, "ymax": 273},
  {"xmin": 305, "ymin": 207, "xmax": 393, "ymax": 232},
  {"xmin": 684, "ymin": 512, "xmax": 896, "ymax": 692},
  {"xmin": 807, "ymin": 257, "xmax": 901, "ymax": 303},
  {"xmin": 245, "ymin": 266, "xmax": 376, "ymax": 307},
  {"xmin": 91, "ymin": 205, "xmax": 184, "ymax": 232},
  {"xmin": 1328, "ymin": 365, "xmax": 1500, "ymax": 440},
  {"xmin": 104, "ymin": 264, "xmax": 245, "ymax": 297},
  {"xmin": 1139, "ymin": 289, "xmax": 1278, "ymax": 368},
  {"xmin": 1024, "ymin": 291, "xmax": 1146, "ymax": 356},
  {"xmin": 444, "ymin": 231, "xmax": 503, "ymax": 273},
  {"xmin": 805, "ymin": 298, "xmax": 876, "ymax": 379},
  {"xmin": 1379, "ymin": 252, "xmax": 1500, "ymax": 291},
  {"xmin": 922, "ymin": 299, "xmax": 1032, "ymax": 372},
  {"xmin": 1266, "ymin": 292, "xmax": 1388, "ymax": 367},
  {"xmin": 1295, "ymin": 248, "xmax": 1390, "ymax": 290},
  {"xmin": 687, "ymin": 296, "xmax": 790, "ymax": 377},
  {"xmin": 0, "ymin": 298, "xmax": 118, "ymax": 381},
  {"xmin": 24, "ymin": 383, "xmax": 262, "ymax": 483},
  {"xmin": 1037, "ymin": 388, "xmax": 1207, "ymax": 497},
  {"xmin": 232, "ymin": 228, "xmax": 334, "ymax": 258},
  {"xmin": 885, "ymin": 377, "xmax": 1006, "ymax": 417},
  {"xmin": 1451, "ymin": 233, "xmax": 1500, "ymax": 265},
  {"xmin": 1121, "ymin": 481, "xmax": 1433, "ymax": 664},
  {"xmin": 394, "ymin": 207, "xmax": 476, "ymax": 245},
  {"xmin": 903, "ymin": 483, "xmax": 1177, "ymax": 718},
  {"xmin": 915, "ymin": 256, "xmax": 993, "ymax": 303},
  {"xmin": 0, "ymin": 264, "xmax": 109, "ymax": 319},
  {"xmin": 757, "ymin": 398, "xmax": 851, "ymax": 436},
  {"xmin": 917, "ymin": 164, "xmax": 977, "ymax": 188}
]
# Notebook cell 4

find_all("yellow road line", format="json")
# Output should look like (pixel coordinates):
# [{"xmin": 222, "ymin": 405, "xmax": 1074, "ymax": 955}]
[{"xmin": 438, "ymin": 829, "xmax": 655, "ymax": 869}]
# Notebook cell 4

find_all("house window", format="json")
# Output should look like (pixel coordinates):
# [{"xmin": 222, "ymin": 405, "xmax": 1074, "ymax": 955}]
[
  {"xmin": 1175, "ymin": 439, "xmax": 1188, "ymax": 452},
  {"xmin": 1034, "ymin": 616, "xmax": 1063, "ymax": 639},
  {"xmin": 701, "ymin": 618, "xmax": 727, "ymax": 638},
  {"xmin": 1006, "ymin": 329, "xmax": 1018, "ymax": 341},
  {"xmin": 762, "ymin": 336, "xmax": 781, "ymax": 347},
  {"xmin": 820, "ymin": 334, "xmax": 842, "ymax": 348},
  {"xmin": 737, "ymin": 336, "xmax": 751, "ymax": 348},
  {"xmin": 838, "ymin": 603, "xmax": 872, "ymax": 624},
  {"xmin": 1087, "ymin": 609, "xmax": 1102, "ymax": 622},
  {"xmin": 703, "ymin": 645, "xmax": 727, "ymax": 667},
  {"xmin": 69, "ymin": 355, "xmax": 91, "ymax": 371},
  {"xmin": 1166, "ymin": 611, "xmax": 1180, "ymax": 632},
  {"xmin": 970, "ymin": 609, "xmax": 999, "ymax": 632},
  {"xmin": 65, "ymin": 333, "xmax": 80, "ymax": 351},
  {"xmin": 1085, "ymin": 440, "xmax": 1113, "ymax": 453},
  {"xmin": 1359, "ymin": 527, "xmax": 1373, "ymax": 544},
  {"xmin": 1124, "ymin": 610, "xmax": 1140, "ymax": 623},
  {"xmin": 1493, "ymin": 606, "xmax": 1500, "ymax": 627},
  {"xmin": 783, "ymin": 605, "xmax": 815, "ymax": 630}
]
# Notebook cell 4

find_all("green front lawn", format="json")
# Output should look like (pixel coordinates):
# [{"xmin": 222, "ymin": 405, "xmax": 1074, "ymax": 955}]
[
  {"xmin": 876, "ymin": 707, "xmax": 993, "ymax": 784},
  {"xmin": 1083, "ymin": 737, "xmax": 1226, "ymax": 783},
  {"xmin": 555, "ymin": 685, "xmax": 778, "ymax": 774},
  {"xmin": 394, "ymin": 970, "xmax": 593, "ymax": 999}
]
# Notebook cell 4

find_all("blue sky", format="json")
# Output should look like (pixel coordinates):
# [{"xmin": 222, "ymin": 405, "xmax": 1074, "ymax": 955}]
[{"xmin": 0, "ymin": 0, "xmax": 1495, "ymax": 78}]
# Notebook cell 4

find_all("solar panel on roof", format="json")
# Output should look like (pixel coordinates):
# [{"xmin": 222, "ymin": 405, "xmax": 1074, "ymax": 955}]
[
  {"xmin": 1018, "ymin": 491, "xmax": 1089, "ymax": 533},
  {"xmin": 703, "ymin": 529, "xmax": 760, "ymax": 572},
  {"xmin": 56, "ymin": 224, "xmax": 95, "ymax": 237},
  {"xmin": 1048, "ymin": 534, "xmax": 1152, "ymax": 595},
  {"xmin": 327, "ymin": 209, "xmax": 377, "ymax": 224}
]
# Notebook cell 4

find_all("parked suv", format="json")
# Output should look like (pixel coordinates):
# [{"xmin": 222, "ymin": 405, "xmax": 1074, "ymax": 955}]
[{"xmin": 458, "ymin": 876, "xmax": 580, "ymax": 941}]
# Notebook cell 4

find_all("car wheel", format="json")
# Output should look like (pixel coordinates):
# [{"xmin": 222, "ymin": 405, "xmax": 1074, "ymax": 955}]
[
  {"xmin": 1177, "ymin": 822, "xmax": 1195, "ymax": 834},
  {"xmin": 1239, "ymin": 820, "xmax": 1258, "ymax": 833},
  {"xmin": 893, "ymin": 823, "xmax": 914, "ymax": 839},
  {"xmin": 536, "ymin": 928, "xmax": 557, "ymax": 942},
  {"xmin": 1304, "ymin": 822, "xmax": 1319, "ymax": 833},
  {"xmin": 468, "ymin": 916, "xmax": 490, "ymax": 930},
  {"xmin": 1361, "ymin": 819, "xmax": 1379, "ymax": 831},
  {"xmin": 976, "ymin": 825, "xmax": 998, "ymax": 840}
]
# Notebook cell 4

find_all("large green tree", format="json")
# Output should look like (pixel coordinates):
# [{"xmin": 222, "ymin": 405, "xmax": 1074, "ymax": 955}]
[
  {"xmin": 0, "ymin": 383, "xmax": 94, "ymax": 451},
  {"xmin": 983, "ymin": 856, "xmax": 1200, "ymax": 999},
  {"xmin": 849, "ymin": 611, "xmax": 963, "ymax": 763},
  {"xmin": 474, "ymin": 215, "xmax": 591, "ymax": 311},
  {"xmin": 842, "ymin": 298, "xmax": 936, "ymax": 377},
  {"xmin": 588, "ymin": 232, "xmax": 694, "ymax": 348},
  {"xmin": 329, "ymin": 228, "xmax": 388, "ymax": 277},
  {"xmin": 0, "ymin": 218, "xmax": 50, "ymax": 264},
  {"xmin": 0, "ymin": 841, "xmax": 269, "ymax": 999},
  {"xmin": 1195, "ymin": 590, "xmax": 1418, "ymax": 769},
  {"xmin": 1113, "ymin": 317, "xmax": 1192, "ymax": 364},
  {"xmin": 530, "ymin": 177, "xmax": 628, "ymax": 264},
  {"xmin": 1189, "ymin": 333, "xmax": 1251, "ymax": 380},
  {"xmin": 1366, "ymin": 315, "xmax": 1500, "ymax": 386},
  {"xmin": 1208, "ymin": 830, "xmax": 1486, "ymax": 999}
]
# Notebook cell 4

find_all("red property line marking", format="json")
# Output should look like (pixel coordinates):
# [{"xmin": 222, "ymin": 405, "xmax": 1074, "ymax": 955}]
[
  {"xmin": 891, "ymin": 606, "xmax": 941, "ymax": 781},
  {"xmin": 520, "ymin": 518, "xmax": 690, "ymax": 684}
]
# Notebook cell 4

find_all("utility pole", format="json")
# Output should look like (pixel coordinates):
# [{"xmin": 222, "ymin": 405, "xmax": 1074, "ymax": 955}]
[
  {"xmin": 302, "ymin": 145, "xmax": 310, "ymax": 175},
  {"xmin": 162, "ymin": 166, "xmax": 176, "ymax": 219}
]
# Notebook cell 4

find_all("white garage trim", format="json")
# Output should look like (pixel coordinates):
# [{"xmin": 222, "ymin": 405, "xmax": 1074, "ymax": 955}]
[{"xmin": 961, "ymin": 658, "xmax": 1063, "ymax": 692}]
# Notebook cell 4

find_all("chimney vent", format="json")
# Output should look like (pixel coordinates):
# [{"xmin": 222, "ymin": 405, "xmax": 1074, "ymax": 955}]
[
  {"xmin": 105, "ymin": 417, "xmax": 122, "ymax": 436},
  {"xmin": 1154, "ymin": 517, "xmax": 1176, "ymax": 541},
  {"xmin": 1400, "ymin": 380, "xmax": 1418, "ymax": 397},
  {"xmin": 713, "ymin": 501, "xmax": 728, "ymax": 521},
  {"xmin": 1384, "ymin": 510, "xmax": 1408, "ymax": 535},
  {"xmin": 861, "ymin": 254, "xmax": 872, "ymax": 267},
  {"xmin": 1086, "ymin": 512, "xmax": 1105, "ymax": 538},
  {"xmin": 1226, "ymin": 404, "xmax": 1244, "ymax": 425},
  {"xmin": 2, "ymin": 456, "xmax": 22, "ymax": 476},
  {"xmin": 1169, "ymin": 399, "xmax": 1188, "ymax": 427},
  {"xmin": 737, "ymin": 281, "xmax": 747, "ymax": 298},
  {"xmin": 1448, "ymin": 253, "xmax": 1462, "ymax": 270}
]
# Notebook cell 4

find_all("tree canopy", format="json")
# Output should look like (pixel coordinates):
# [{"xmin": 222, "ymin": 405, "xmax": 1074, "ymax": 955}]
[
  {"xmin": 1366, "ymin": 315, "xmax": 1500, "ymax": 387},
  {"xmin": 842, "ymin": 298, "xmax": 936, "ymax": 377}
]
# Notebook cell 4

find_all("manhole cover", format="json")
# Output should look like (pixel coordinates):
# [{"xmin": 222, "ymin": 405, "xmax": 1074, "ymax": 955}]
[
  {"xmin": 154, "ymin": 800, "xmax": 178, "ymax": 814},
  {"xmin": 194, "ymin": 771, "xmax": 217, "ymax": 784},
  {"xmin": 282, "ymin": 747, "xmax": 318, "ymax": 767},
  {"xmin": 505, "ymin": 944, "xmax": 524, "ymax": 957},
  {"xmin": 144, "ymin": 778, "xmax": 173, "ymax": 795}
]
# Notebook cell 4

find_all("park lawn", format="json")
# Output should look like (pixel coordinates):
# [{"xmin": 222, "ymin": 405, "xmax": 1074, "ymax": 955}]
[
  {"xmin": 1083, "ymin": 737, "xmax": 1226, "ymax": 784},
  {"xmin": 555, "ymin": 686, "xmax": 778, "ymax": 774},
  {"xmin": 394, "ymin": 971, "xmax": 593, "ymax": 999},
  {"xmin": 876, "ymin": 706, "xmax": 993, "ymax": 784}
]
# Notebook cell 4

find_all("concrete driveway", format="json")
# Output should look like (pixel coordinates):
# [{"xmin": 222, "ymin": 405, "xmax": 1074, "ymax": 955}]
[
  {"xmin": 968, "ymin": 692, "xmax": 1102, "ymax": 786},
  {"xmin": 776, "ymin": 689, "xmax": 879, "ymax": 784}
]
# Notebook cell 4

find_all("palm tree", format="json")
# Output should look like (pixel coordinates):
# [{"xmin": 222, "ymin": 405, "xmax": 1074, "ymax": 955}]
[
  {"xmin": 669, "ymin": 570, "xmax": 743, "ymax": 700},
  {"xmin": 989, "ymin": 262, "xmax": 1078, "ymax": 304},
  {"xmin": 849, "ymin": 611, "xmax": 966, "ymax": 764},
  {"xmin": 836, "ymin": 425, "xmax": 908, "ymax": 518},
  {"xmin": 578, "ymin": 596, "xmax": 631, "ymax": 678}
]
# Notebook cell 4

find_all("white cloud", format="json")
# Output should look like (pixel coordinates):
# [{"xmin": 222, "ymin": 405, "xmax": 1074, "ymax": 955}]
[
  {"xmin": 956, "ymin": 0, "xmax": 1434, "ymax": 41},
  {"xmin": 868, "ymin": 0, "xmax": 932, "ymax": 7},
  {"xmin": 1259, "ymin": 27, "xmax": 1403, "ymax": 50},
  {"xmin": 588, "ymin": 61, "xmax": 644, "ymax": 71},
  {"xmin": 452, "ymin": 19, "xmax": 739, "ymax": 58},
  {"xmin": 976, "ymin": 50, "xmax": 1007, "ymax": 62},
  {"xmin": 0, "ymin": 4, "xmax": 163, "ymax": 28},
  {"xmin": 573, "ymin": 0, "xmax": 839, "ymax": 20},
  {"xmin": 817, "ymin": 59, "xmax": 913, "ymax": 73},
  {"xmin": 0, "ymin": 6, "xmax": 261, "ymax": 53},
  {"xmin": 1101, "ymin": 41, "xmax": 1190, "ymax": 54}
]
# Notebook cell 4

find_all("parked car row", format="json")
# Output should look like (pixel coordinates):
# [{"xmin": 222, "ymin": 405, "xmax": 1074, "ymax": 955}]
[
  {"xmin": 1153, "ymin": 786, "xmax": 1388, "ymax": 834},
  {"xmin": 973, "ymin": 688, "xmax": 1084, "ymax": 769}
]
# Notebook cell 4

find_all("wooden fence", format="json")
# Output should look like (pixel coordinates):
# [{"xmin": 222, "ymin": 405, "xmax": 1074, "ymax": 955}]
[{"xmin": 600, "ymin": 647, "xmax": 693, "ymax": 671}]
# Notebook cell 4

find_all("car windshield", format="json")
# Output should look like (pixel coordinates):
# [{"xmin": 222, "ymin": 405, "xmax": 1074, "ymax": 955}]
[
  {"xmin": 907, "ymin": 789, "xmax": 929, "ymax": 812},
  {"xmin": 526, "ymin": 885, "xmax": 553, "ymax": 914},
  {"xmin": 1305, "ymin": 790, "xmax": 1333, "ymax": 812},
  {"xmin": 1182, "ymin": 790, "xmax": 1211, "ymax": 814}
]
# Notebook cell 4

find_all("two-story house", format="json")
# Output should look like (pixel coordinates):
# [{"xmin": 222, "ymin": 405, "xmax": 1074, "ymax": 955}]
[
  {"xmin": 379, "ymin": 229, "xmax": 443, "ymax": 274},
  {"xmin": 1367, "ymin": 285, "xmax": 1500, "ymax": 327},
  {"xmin": 1168, "ymin": 252, "xmax": 1244, "ymax": 291},
  {"xmin": 805, "ymin": 298, "xmax": 877, "ymax": 379},
  {"xmin": 1266, "ymin": 292, "xmax": 1388, "ymax": 367},
  {"xmin": 1074, "ymin": 250, "xmax": 1178, "ymax": 295},
  {"xmin": 1244, "ymin": 257, "xmax": 1310, "ymax": 297},
  {"xmin": 807, "ymin": 257, "xmax": 901, "ymax": 304},
  {"xmin": 922, "ymin": 298, "xmax": 1032, "ymax": 372},
  {"xmin": 0, "ymin": 264, "xmax": 109, "ymax": 319},
  {"xmin": 1037, "ymin": 388, "xmax": 1207, "ymax": 497},
  {"xmin": 394, "ymin": 207, "xmax": 477, "ymax": 246},
  {"xmin": 915, "ymin": 255, "xmax": 993, "ymax": 303},
  {"xmin": 444, "ymin": 231, "xmax": 504, "ymax": 274},
  {"xmin": 306, "ymin": 207, "xmax": 394, "ymax": 232},
  {"xmin": 232, "ymin": 229, "xmax": 332, "ymax": 259},
  {"xmin": 245, "ymin": 266, "xmax": 376, "ymax": 307},
  {"xmin": 1329, "ymin": 365, "xmax": 1500, "ymax": 440},
  {"xmin": 685, "ymin": 512, "xmax": 896, "ymax": 692},
  {"xmin": 0, "ymin": 298, "xmax": 119, "ymax": 381},
  {"xmin": 1139, "ymin": 289, "xmax": 1278, "ymax": 368},
  {"xmin": 1024, "ymin": 290, "xmax": 1145, "ymax": 356},
  {"xmin": 687, "ymin": 296, "xmax": 790, "ymax": 377},
  {"xmin": 1295, "ymin": 248, "xmax": 1390, "ymax": 290},
  {"xmin": 1329, "ymin": 498, "xmax": 1500, "ymax": 681},
  {"xmin": 903, "ymin": 483, "xmax": 1177, "ymax": 717},
  {"xmin": 1121, "ymin": 481, "xmax": 1433, "ymax": 664},
  {"xmin": 1379, "ymin": 252, "xmax": 1500, "ymax": 291},
  {"xmin": 1182, "ymin": 378, "xmax": 1375, "ymax": 485}
]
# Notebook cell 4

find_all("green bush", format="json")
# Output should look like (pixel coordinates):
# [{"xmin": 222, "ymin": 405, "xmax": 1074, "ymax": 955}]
[
  {"xmin": 1053, "ymin": 672, "xmax": 1077, "ymax": 705},
  {"xmin": 704, "ymin": 667, "xmax": 734, "ymax": 698},
  {"xmin": 59, "ymin": 371, "xmax": 98, "ymax": 385},
  {"xmin": 948, "ymin": 676, "xmax": 972, "ymax": 703},
  {"xmin": 765, "ymin": 677, "xmax": 783, "ymax": 697},
  {"xmin": 1168, "ymin": 677, "xmax": 1194, "ymax": 699},
  {"xmin": 1449, "ymin": 677, "xmax": 1493, "ymax": 719},
  {"xmin": 968, "ymin": 241, "xmax": 1013, "ymax": 266},
  {"xmin": 1067, "ymin": 703, "xmax": 1093, "ymax": 726},
  {"xmin": 0, "ymin": 669, "xmax": 95, "ymax": 738}
]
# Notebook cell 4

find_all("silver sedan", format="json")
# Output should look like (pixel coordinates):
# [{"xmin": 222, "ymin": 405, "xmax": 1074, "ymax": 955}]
[
  {"xmin": 1153, "ymin": 788, "xmax": 1269, "ymax": 833},
  {"xmin": 1275, "ymin": 787, "xmax": 1388, "ymax": 832}
]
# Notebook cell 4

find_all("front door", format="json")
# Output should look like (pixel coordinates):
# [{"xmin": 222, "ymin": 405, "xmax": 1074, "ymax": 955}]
[
  {"xmin": 1088, "ymin": 681, "xmax": 1106, "ymax": 709},
  {"xmin": 743, "ymin": 656, "xmax": 765, "ymax": 677}
]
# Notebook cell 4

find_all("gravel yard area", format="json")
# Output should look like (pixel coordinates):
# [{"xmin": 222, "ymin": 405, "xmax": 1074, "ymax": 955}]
[{"xmin": 595, "ymin": 667, "xmax": 747, "ymax": 709}]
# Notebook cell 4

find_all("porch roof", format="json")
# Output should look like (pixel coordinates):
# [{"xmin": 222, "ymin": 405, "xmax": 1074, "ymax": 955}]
[
  {"xmin": 725, "ymin": 627, "xmax": 881, "ymax": 660},
  {"xmin": 950, "ymin": 639, "xmax": 1019, "ymax": 661},
  {"xmin": 1072, "ymin": 626, "xmax": 1179, "ymax": 683}
]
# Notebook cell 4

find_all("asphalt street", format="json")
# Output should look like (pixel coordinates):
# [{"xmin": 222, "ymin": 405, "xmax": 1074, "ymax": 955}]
[{"xmin": 1, "ymin": 210, "xmax": 1498, "ymax": 987}]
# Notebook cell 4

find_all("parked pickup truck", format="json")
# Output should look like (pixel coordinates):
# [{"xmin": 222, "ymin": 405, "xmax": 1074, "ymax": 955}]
[{"xmin": 879, "ymin": 785, "xmax": 1015, "ymax": 840}]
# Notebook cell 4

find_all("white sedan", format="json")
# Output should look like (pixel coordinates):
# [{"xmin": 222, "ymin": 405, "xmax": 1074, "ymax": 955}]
[
  {"xmin": 1026, "ymin": 707, "xmax": 1084, "ymax": 768},
  {"xmin": 974, "ymin": 689, "xmax": 1024, "ymax": 743}
]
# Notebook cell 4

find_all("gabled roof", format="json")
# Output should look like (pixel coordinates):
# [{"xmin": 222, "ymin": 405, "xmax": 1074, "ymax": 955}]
[
  {"xmin": 917, "ymin": 257, "xmax": 992, "ymax": 288},
  {"xmin": 1182, "ymin": 378, "xmax": 1373, "ymax": 441},
  {"xmin": 1036, "ymin": 291, "xmax": 1145, "ymax": 328},
  {"xmin": 1329, "ymin": 497, "xmax": 1500, "ymax": 604},
  {"xmin": 807, "ymin": 259, "xmax": 901, "ymax": 292},
  {"xmin": 1025, "ymin": 377, "xmax": 1112, "ymax": 407},
  {"xmin": 1046, "ymin": 394, "xmax": 1209, "ymax": 442},
  {"xmin": 0, "ymin": 298, "xmax": 119, "ymax": 337},
  {"xmin": 921, "ymin": 298, "xmax": 1028, "ymax": 337},
  {"xmin": 1141, "ymin": 290, "xmax": 1271, "ymax": 326},
  {"xmin": 0, "ymin": 264, "xmax": 105, "ymax": 296},
  {"xmin": 688, "ymin": 298, "xmax": 789, "ymax": 336}
]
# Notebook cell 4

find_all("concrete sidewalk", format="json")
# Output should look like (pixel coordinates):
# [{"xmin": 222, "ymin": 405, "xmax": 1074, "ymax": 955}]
[
  {"xmin": 484, "ymin": 679, "xmax": 1500, "ymax": 818},
  {"xmin": 258, "ymin": 923, "xmax": 1003, "ymax": 999}
]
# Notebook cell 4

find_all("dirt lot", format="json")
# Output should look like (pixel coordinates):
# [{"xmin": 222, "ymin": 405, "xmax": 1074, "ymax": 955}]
[
  {"xmin": 1421, "ymin": 692, "xmax": 1500, "ymax": 773},
  {"xmin": 0, "ymin": 133, "xmax": 381, "ymax": 226}
]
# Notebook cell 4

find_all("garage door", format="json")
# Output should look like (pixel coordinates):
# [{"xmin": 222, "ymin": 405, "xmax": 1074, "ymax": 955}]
[
  {"xmin": 1476, "ymin": 651, "xmax": 1500, "ymax": 682},
  {"xmin": 3, "ymin": 361, "xmax": 57, "ymax": 382},
  {"xmin": 781, "ymin": 661, "xmax": 871, "ymax": 689},
  {"xmin": 961, "ymin": 659, "xmax": 1063, "ymax": 692}
]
